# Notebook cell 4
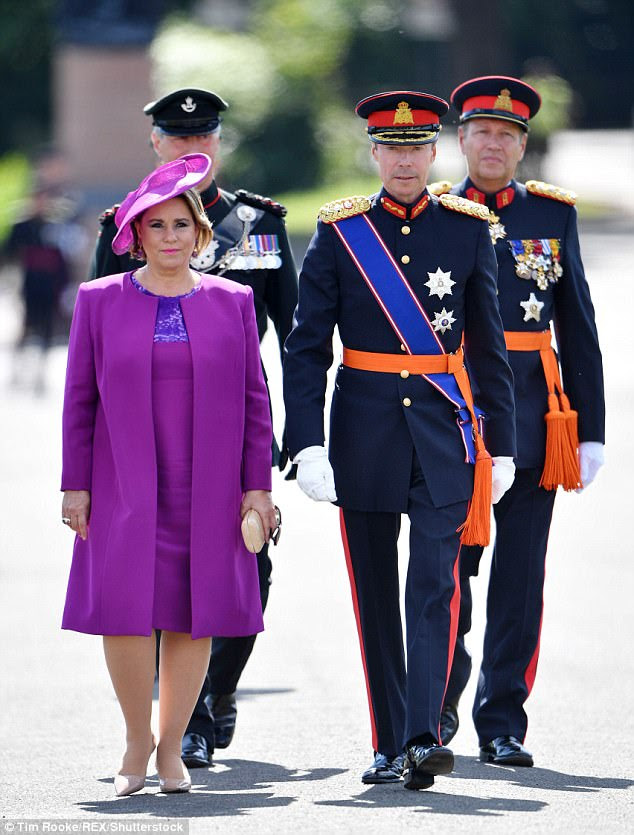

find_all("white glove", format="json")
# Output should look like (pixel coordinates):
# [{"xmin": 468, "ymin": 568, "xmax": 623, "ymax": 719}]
[
  {"xmin": 294, "ymin": 445, "xmax": 338, "ymax": 502},
  {"xmin": 491, "ymin": 456, "xmax": 515, "ymax": 504},
  {"xmin": 576, "ymin": 441, "xmax": 604, "ymax": 492}
]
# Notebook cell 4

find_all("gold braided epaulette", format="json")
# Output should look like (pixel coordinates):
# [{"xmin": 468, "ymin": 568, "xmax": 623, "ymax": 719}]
[
  {"xmin": 318, "ymin": 195, "xmax": 371, "ymax": 224},
  {"xmin": 427, "ymin": 180, "xmax": 453, "ymax": 196},
  {"xmin": 526, "ymin": 180, "xmax": 577, "ymax": 205},
  {"xmin": 439, "ymin": 193, "xmax": 491, "ymax": 221}
]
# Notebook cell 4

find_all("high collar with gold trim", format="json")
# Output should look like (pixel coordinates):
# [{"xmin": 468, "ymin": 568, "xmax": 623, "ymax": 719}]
[
  {"xmin": 379, "ymin": 188, "xmax": 430, "ymax": 221},
  {"xmin": 464, "ymin": 178, "xmax": 516, "ymax": 210}
]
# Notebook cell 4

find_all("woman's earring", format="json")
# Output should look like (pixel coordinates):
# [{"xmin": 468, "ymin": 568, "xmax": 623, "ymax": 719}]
[{"xmin": 192, "ymin": 249, "xmax": 199, "ymax": 258}]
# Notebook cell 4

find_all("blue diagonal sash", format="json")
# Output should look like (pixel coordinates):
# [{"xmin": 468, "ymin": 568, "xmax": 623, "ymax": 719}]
[{"xmin": 332, "ymin": 212, "xmax": 483, "ymax": 463}]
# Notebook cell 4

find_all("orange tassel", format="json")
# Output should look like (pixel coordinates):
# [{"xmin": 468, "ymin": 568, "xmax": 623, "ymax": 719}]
[
  {"xmin": 459, "ymin": 441, "xmax": 492, "ymax": 547},
  {"xmin": 539, "ymin": 393, "xmax": 567, "ymax": 490},
  {"xmin": 539, "ymin": 393, "xmax": 580, "ymax": 491},
  {"xmin": 560, "ymin": 393, "xmax": 581, "ymax": 490}
]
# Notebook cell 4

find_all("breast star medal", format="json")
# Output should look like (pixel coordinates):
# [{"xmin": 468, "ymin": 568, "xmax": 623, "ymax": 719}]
[
  {"xmin": 425, "ymin": 267, "xmax": 455, "ymax": 299},
  {"xmin": 488, "ymin": 212, "xmax": 506, "ymax": 244},
  {"xmin": 520, "ymin": 292, "xmax": 545, "ymax": 322},
  {"xmin": 432, "ymin": 308, "xmax": 456, "ymax": 333}
]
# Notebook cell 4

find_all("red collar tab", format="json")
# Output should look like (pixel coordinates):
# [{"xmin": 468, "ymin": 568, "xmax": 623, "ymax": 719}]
[
  {"xmin": 466, "ymin": 186, "xmax": 486, "ymax": 204},
  {"xmin": 466, "ymin": 184, "xmax": 515, "ymax": 209},
  {"xmin": 380, "ymin": 193, "xmax": 430, "ymax": 220},
  {"xmin": 411, "ymin": 193, "xmax": 430, "ymax": 219},
  {"xmin": 496, "ymin": 185, "xmax": 515, "ymax": 208},
  {"xmin": 380, "ymin": 196, "xmax": 407, "ymax": 218}
]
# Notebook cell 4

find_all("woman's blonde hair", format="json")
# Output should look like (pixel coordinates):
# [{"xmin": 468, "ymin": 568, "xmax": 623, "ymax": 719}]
[{"xmin": 130, "ymin": 189, "xmax": 213, "ymax": 261}]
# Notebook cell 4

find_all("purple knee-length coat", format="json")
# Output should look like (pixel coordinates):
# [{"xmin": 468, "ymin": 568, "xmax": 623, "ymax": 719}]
[{"xmin": 61, "ymin": 272, "xmax": 272, "ymax": 639}]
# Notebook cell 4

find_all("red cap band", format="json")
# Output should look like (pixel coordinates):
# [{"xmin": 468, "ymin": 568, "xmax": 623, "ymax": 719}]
[
  {"xmin": 462, "ymin": 95, "xmax": 530, "ymax": 119},
  {"xmin": 368, "ymin": 109, "xmax": 440, "ymax": 128}
]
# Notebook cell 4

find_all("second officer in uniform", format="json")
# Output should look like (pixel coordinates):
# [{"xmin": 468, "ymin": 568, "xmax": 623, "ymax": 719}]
[
  {"xmin": 91, "ymin": 88, "xmax": 298, "ymax": 768},
  {"xmin": 435, "ymin": 76, "xmax": 605, "ymax": 766}
]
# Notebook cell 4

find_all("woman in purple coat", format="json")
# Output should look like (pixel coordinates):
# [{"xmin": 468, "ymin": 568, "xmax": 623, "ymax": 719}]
[{"xmin": 60, "ymin": 154, "xmax": 277, "ymax": 796}]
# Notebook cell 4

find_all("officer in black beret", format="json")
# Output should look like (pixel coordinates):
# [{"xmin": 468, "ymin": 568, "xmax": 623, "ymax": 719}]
[
  {"xmin": 284, "ymin": 90, "xmax": 517, "ymax": 789},
  {"xmin": 91, "ymin": 87, "xmax": 299, "ymax": 768},
  {"xmin": 434, "ymin": 76, "xmax": 605, "ymax": 766}
]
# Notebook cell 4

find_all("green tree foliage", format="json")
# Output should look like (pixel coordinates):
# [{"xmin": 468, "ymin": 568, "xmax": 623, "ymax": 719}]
[
  {"xmin": 522, "ymin": 74, "xmax": 573, "ymax": 141},
  {"xmin": 152, "ymin": 0, "xmax": 370, "ymax": 192},
  {"xmin": 0, "ymin": 153, "xmax": 31, "ymax": 243}
]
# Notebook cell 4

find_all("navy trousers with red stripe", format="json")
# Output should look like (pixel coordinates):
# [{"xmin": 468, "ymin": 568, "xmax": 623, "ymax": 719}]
[
  {"xmin": 340, "ymin": 454, "xmax": 467, "ymax": 755},
  {"xmin": 445, "ymin": 468, "xmax": 556, "ymax": 745}
]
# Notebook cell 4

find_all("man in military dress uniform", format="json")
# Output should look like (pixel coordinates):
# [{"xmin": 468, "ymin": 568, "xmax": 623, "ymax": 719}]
[
  {"xmin": 91, "ymin": 88, "xmax": 298, "ymax": 768},
  {"xmin": 284, "ymin": 91, "xmax": 517, "ymax": 789},
  {"xmin": 435, "ymin": 76, "xmax": 605, "ymax": 766}
]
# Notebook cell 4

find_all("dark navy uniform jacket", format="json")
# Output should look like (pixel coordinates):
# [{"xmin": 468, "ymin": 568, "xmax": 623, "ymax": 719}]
[
  {"xmin": 283, "ymin": 187, "xmax": 516, "ymax": 512},
  {"xmin": 92, "ymin": 181, "xmax": 298, "ymax": 358},
  {"xmin": 453, "ymin": 177, "xmax": 605, "ymax": 468}
]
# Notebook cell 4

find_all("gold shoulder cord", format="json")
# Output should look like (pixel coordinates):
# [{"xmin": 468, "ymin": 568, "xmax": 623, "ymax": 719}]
[{"xmin": 318, "ymin": 195, "xmax": 372, "ymax": 224}]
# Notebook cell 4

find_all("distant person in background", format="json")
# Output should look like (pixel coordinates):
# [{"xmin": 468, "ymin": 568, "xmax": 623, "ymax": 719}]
[
  {"xmin": 4, "ymin": 186, "xmax": 71, "ymax": 393},
  {"xmin": 91, "ymin": 88, "xmax": 298, "ymax": 769},
  {"xmin": 435, "ymin": 76, "xmax": 605, "ymax": 767},
  {"xmin": 61, "ymin": 154, "xmax": 276, "ymax": 797}
]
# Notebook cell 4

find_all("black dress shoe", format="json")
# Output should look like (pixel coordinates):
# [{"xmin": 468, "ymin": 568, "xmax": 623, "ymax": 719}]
[
  {"xmin": 403, "ymin": 743, "xmax": 453, "ymax": 790},
  {"xmin": 361, "ymin": 752, "xmax": 405, "ymax": 784},
  {"xmin": 211, "ymin": 692, "xmax": 237, "ymax": 749},
  {"xmin": 479, "ymin": 735, "xmax": 534, "ymax": 767},
  {"xmin": 439, "ymin": 703, "xmax": 459, "ymax": 746},
  {"xmin": 181, "ymin": 732, "xmax": 212, "ymax": 768}
]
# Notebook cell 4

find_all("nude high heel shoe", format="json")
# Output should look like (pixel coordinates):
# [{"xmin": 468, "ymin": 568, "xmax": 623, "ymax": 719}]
[
  {"xmin": 114, "ymin": 774, "xmax": 147, "ymax": 797},
  {"xmin": 158, "ymin": 765, "xmax": 191, "ymax": 793},
  {"xmin": 114, "ymin": 737, "xmax": 156, "ymax": 797}
]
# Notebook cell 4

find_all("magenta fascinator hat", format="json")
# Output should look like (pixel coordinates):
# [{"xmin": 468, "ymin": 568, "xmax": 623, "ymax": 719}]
[{"xmin": 111, "ymin": 153, "xmax": 212, "ymax": 255}]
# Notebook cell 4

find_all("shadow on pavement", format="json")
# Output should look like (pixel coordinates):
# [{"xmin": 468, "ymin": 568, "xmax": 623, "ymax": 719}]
[
  {"xmin": 315, "ymin": 785, "xmax": 548, "ymax": 816},
  {"xmin": 451, "ymin": 754, "xmax": 634, "ymax": 793},
  {"xmin": 313, "ymin": 754, "xmax": 634, "ymax": 815},
  {"xmin": 79, "ymin": 758, "xmax": 347, "ymax": 817}
]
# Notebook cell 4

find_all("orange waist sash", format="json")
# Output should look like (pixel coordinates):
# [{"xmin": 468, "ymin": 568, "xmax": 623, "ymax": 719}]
[
  {"xmin": 342, "ymin": 344, "xmax": 492, "ymax": 545},
  {"xmin": 342, "ymin": 346, "xmax": 466, "ymax": 375},
  {"xmin": 504, "ymin": 330, "xmax": 580, "ymax": 491}
]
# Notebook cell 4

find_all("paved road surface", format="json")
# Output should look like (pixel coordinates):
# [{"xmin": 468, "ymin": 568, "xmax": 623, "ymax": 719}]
[{"xmin": 1, "ymin": 224, "xmax": 632, "ymax": 832}]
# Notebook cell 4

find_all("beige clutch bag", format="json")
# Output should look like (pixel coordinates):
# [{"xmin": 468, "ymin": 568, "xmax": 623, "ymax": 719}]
[{"xmin": 241, "ymin": 509, "xmax": 266, "ymax": 553}]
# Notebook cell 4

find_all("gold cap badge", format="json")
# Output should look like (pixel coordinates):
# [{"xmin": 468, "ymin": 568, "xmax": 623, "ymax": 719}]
[
  {"xmin": 494, "ymin": 88, "xmax": 513, "ymax": 111},
  {"xmin": 393, "ymin": 101, "xmax": 415, "ymax": 125}
]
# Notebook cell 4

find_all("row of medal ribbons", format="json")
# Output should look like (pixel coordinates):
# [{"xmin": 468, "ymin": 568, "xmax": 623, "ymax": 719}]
[
  {"xmin": 231, "ymin": 234, "xmax": 282, "ymax": 270},
  {"xmin": 509, "ymin": 238, "xmax": 562, "ymax": 291}
]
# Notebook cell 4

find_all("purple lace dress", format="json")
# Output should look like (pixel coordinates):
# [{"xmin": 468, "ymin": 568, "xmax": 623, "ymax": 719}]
[{"xmin": 131, "ymin": 272, "xmax": 201, "ymax": 633}]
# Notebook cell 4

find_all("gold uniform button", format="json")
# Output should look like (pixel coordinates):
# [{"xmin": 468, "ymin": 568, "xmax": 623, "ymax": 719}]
[
  {"xmin": 400, "ymin": 343, "xmax": 407, "ymax": 352},
  {"xmin": 400, "ymin": 369, "xmax": 410, "ymax": 379},
  {"xmin": 401, "ymin": 254, "xmax": 410, "ymax": 265},
  {"xmin": 402, "ymin": 397, "xmax": 412, "ymax": 407},
  {"xmin": 401, "ymin": 225, "xmax": 411, "ymax": 235}
]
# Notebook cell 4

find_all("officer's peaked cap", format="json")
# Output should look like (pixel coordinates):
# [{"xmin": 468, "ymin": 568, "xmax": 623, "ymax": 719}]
[
  {"xmin": 356, "ymin": 91, "xmax": 449, "ymax": 145},
  {"xmin": 451, "ymin": 76, "xmax": 541, "ymax": 130},
  {"xmin": 144, "ymin": 88, "xmax": 229, "ymax": 136}
]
